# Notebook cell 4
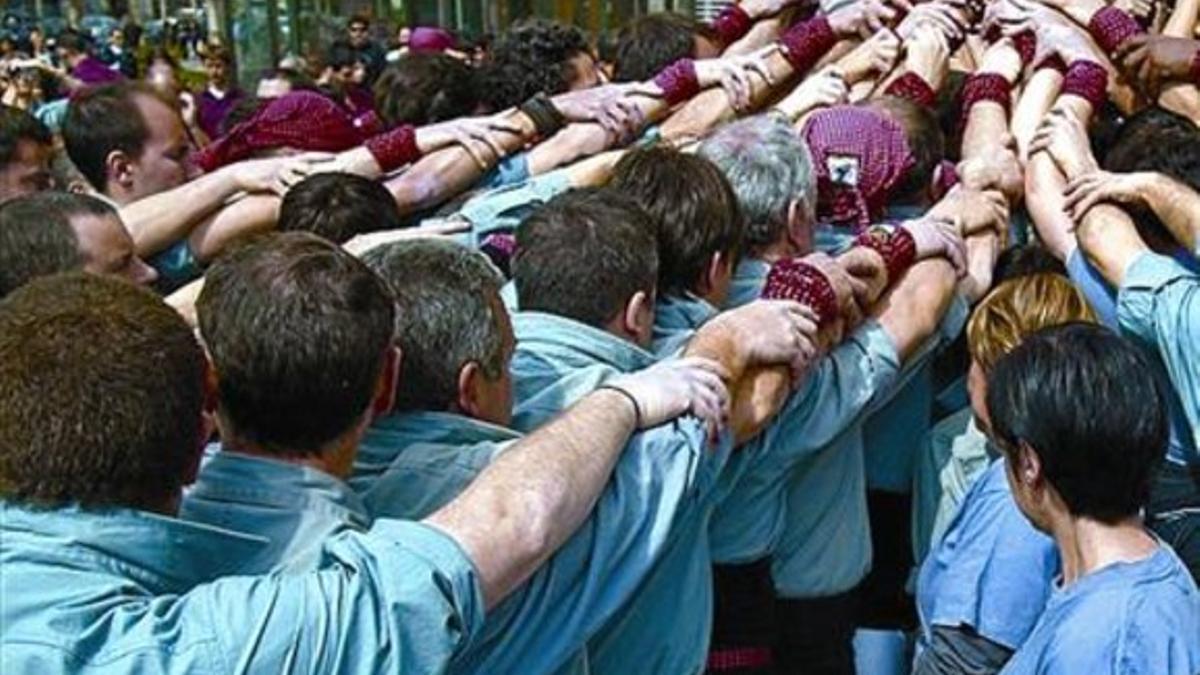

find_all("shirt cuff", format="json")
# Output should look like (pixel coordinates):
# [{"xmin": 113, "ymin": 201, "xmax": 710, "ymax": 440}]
[{"xmin": 1116, "ymin": 251, "xmax": 1196, "ymax": 340}]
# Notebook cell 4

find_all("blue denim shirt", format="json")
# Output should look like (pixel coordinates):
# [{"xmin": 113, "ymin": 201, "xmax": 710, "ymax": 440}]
[
  {"xmin": 917, "ymin": 458, "xmax": 1059, "ymax": 652},
  {"xmin": 510, "ymin": 310, "xmax": 735, "ymax": 675},
  {"xmin": 999, "ymin": 545, "xmax": 1200, "ymax": 674},
  {"xmin": 0, "ymin": 500, "xmax": 484, "ymax": 673},
  {"xmin": 457, "ymin": 169, "xmax": 573, "ymax": 248},
  {"xmin": 1116, "ymin": 252, "xmax": 1200, "ymax": 467},
  {"xmin": 651, "ymin": 289, "xmax": 902, "ymax": 565},
  {"xmin": 353, "ymin": 409, "xmax": 711, "ymax": 675},
  {"xmin": 181, "ymin": 448, "xmax": 370, "ymax": 572}
]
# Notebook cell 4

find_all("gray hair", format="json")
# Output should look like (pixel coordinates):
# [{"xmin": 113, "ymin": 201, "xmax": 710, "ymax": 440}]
[
  {"xmin": 362, "ymin": 238, "xmax": 506, "ymax": 413},
  {"xmin": 699, "ymin": 115, "xmax": 816, "ymax": 253}
]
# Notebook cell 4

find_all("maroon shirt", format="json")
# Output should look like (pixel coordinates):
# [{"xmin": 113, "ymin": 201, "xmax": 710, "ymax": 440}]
[
  {"xmin": 71, "ymin": 56, "xmax": 125, "ymax": 85},
  {"xmin": 197, "ymin": 87, "xmax": 246, "ymax": 140}
]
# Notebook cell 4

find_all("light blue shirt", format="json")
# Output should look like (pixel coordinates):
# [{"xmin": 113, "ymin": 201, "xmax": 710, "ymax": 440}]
[
  {"xmin": 999, "ymin": 545, "xmax": 1200, "ymax": 674},
  {"xmin": 181, "ymin": 448, "xmax": 370, "ymax": 572},
  {"xmin": 651, "ymin": 289, "xmax": 902, "ymax": 566},
  {"xmin": 1117, "ymin": 251, "xmax": 1200, "ymax": 466},
  {"xmin": 910, "ymin": 408, "xmax": 992, "ymax": 564},
  {"xmin": 0, "ymin": 501, "xmax": 484, "ymax": 673},
  {"xmin": 457, "ymin": 168, "xmax": 573, "ymax": 249},
  {"xmin": 510, "ymin": 310, "xmax": 734, "ymax": 675},
  {"xmin": 917, "ymin": 458, "xmax": 1059, "ymax": 652},
  {"xmin": 351, "ymin": 410, "xmax": 711, "ymax": 675}
]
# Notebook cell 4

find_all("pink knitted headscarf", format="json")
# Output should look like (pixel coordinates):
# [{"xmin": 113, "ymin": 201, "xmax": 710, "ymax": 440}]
[{"xmin": 800, "ymin": 105, "xmax": 915, "ymax": 231}]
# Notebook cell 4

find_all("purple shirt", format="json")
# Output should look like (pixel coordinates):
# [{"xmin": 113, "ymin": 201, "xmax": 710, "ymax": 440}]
[
  {"xmin": 197, "ymin": 87, "xmax": 246, "ymax": 140},
  {"xmin": 71, "ymin": 56, "xmax": 125, "ymax": 85}
]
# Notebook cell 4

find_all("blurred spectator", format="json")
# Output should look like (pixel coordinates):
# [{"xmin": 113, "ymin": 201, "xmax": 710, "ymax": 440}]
[
  {"xmin": 57, "ymin": 28, "xmax": 123, "ymax": 86},
  {"xmin": 196, "ymin": 42, "xmax": 245, "ymax": 141},
  {"xmin": 373, "ymin": 53, "xmax": 477, "ymax": 128},
  {"xmin": 100, "ymin": 27, "xmax": 136, "ymax": 79},
  {"xmin": 336, "ymin": 14, "xmax": 385, "ymax": 85}
]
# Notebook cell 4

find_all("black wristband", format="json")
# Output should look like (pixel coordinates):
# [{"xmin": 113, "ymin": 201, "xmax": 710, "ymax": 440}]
[
  {"xmin": 518, "ymin": 93, "xmax": 567, "ymax": 139},
  {"xmin": 596, "ymin": 384, "xmax": 643, "ymax": 429}
]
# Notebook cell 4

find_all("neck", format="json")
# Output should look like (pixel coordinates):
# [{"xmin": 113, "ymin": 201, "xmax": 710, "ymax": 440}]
[
  {"xmin": 755, "ymin": 238, "xmax": 798, "ymax": 265},
  {"xmin": 217, "ymin": 420, "xmax": 360, "ymax": 480},
  {"xmin": 1049, "ymin": 512, "xmax": 1157, "ymax": 585}
]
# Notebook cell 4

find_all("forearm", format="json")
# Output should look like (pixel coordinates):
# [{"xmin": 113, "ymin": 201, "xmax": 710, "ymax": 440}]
[
  {"xmin": 526, "ymin": 123, "xmax": 613, "ymax": 177},
  {"xmin": 683, "ymin": 320, "xmax": 788, "ymax": 444},
  {"xmin": 1076, "ymin": 203, "xmax": 1151, "ymax": 285},
  {"xmin": 1142, "ymin": 175, "xmax": 1200, "ymax": 251},
  {"xmin": 425, "ymin": 388, "xmax": 637, "ymax": 609},
  {"xmin": 1012, "ymin": 68, "xmax": 1063, "ymax": 160},
  {"xmin": 1159, "ymin": 83, "xmax": 1200, "ymax": 125},
  {"xmin": 724, "ymin": 17, "xmax": 785, "ymax": 56},
  {"xmin": 1025, "ymin": 154, "xmax": 1077, "ymax": 261},
  {"xmin": 185, "ymin": 194, "xmax": 281, "ymax": 262},
  {"xmin": 119, "ymin": 167, "xmax": 241, "ymax": 256},
  {"xmin": 659, "ymin": 50, "xmax": 793, "ymax": 142},
  {"xmin": 874, "ymin": 259, "xmax": 959, "ymax": 362},
  {"xmin": 959, "ymin": 233, "xmax": 999, "ymax": 304},
  {"xmin": 564, "ymin": 149, "xmax": 628, "ymax": 187},
  {"xmin": 962, "ymin": 102, "xmax": 1009, "ymax": 163},
  {"xmin": 1164, "ymin": 0, "xmax": 1200, "ymax": 38}
]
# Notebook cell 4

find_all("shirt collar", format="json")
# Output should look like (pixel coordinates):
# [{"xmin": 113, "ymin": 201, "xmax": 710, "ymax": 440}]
[
  {"xmin": 189, "ymin": 448, "xmax": 370, "ymax": 529},
  {"xmin": 0, "ymin": 500, "xmax": 269, "ymax": 594},
  {"xmin": 513, "ymin": 311, "xmax": 657, "ymax": 373}
]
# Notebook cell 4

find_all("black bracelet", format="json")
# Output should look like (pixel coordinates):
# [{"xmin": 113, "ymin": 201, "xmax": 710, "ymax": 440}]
[
  {"xmin": 518, "ymin": 93, "xmax": 567, "ymax": 139},
  {"xmin": 595, "ymin": 384, "xmax": 643, "ymax": 429}
]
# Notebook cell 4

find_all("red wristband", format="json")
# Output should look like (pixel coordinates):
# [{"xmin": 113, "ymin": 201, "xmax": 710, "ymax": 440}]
[
  {"xmin": 365, "ymin": 124, "xmax": 421, "ymax": 173},
  {"xmin": 960, "ymin": 73, "xmax": 1011, "ymax": 129},
  {"xmin": 885, "ymin": 72, "xmax": 937, "ymax": 108},
  {"xmin": 1061, "ymin": 60, "xmax": 1108, "ymax": 109},
  {"xmin": 1191, "ymin": 49, "xmax": 1200, "ymax": 86},
  {"xmin": 854, "ymin": 226, "xmax": 917, "ymax": 282},
  {"xmin": 779, "ymin": 16, "xmax": 838, "ymax": 73},
  {"xmin": 761, "ymin": 259, "xmax": 840, "ymax": 327},
  {"xmin": 712, "ymin": 4, "xmax": 754, "ymax": 45},
  {"xmin": 1087, "ymin": 6, "xmax": 1144, "ymax": 53},
  {"xmin": 653, "ymin": 58, "xmax": 702, "ymax": 106},
  {"xmin": 1012, "ymin": 31, "xmax": 1037, "ymax": 66}
]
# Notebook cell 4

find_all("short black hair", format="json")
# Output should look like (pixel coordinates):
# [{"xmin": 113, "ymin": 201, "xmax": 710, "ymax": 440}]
[
  {"xmin": 994, "ymin": 244, "xmax": 1067, "ymax": 283},
  {"xmin": 62, "ymin": 83, "xmax": 153, "ymax": 191},
  {"xmin": 197, "ymin": 232, "xmax": 396, "ymax": 456},
  {"xmin": 613, "ymin": 13, "xmax": 707, "ymax": 82},
  {"xmin": 514, "ymin": 187, "xmax": 658, "ymax": 329},
  {"xmin": 0, "ymin": 273, "xmax": 206, "ymax": 511},
  {"xmin": 869, "ymin": 96, "xmax": 945, "ymax": 204},
  {"xmin": 374, "ymin": 53, "xmax": 478, "ymax": 127},
  {"xmin": 364, "ymin": 239, "xmax": 507, "ymax": 413},
  {"xmin": 0, "ymin": 104, "xmax": 52, "ymax": 170},
  {"xmin": 0, "ymin": 192, "xmax": 83, "ymax": 299},
  {"xmin": 1103, "ymin": 113, "xmax": 1200, "ymax": 249},
  {"xmin": 987, "ymin": 323, "xmax": 1167, "ymax": 523},
  {"xmin": 55, "ymin": 28, "xmax": 91, "ymax": 55},
  {"xmin": 478, "ymin": 19, "xmax": 591, "ymax": 112},
  {"xmin": 612, "ymin": 146, "xmax": 743, "ymax": 296},
  {"xmin": 279, "ymin": 172, "xmax": 402, "ymax": 244}
]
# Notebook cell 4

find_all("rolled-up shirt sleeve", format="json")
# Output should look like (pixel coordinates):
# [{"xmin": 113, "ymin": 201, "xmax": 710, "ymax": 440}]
[{"xmin": 1117, "ymin": 251, "xmax": 1200, "ymax": 448}]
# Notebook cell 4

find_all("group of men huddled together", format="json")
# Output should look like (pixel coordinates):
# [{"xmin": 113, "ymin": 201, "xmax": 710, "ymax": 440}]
[{"xmin": 1, "ymin": 0, "xmax": 1200, "ymax": 673}]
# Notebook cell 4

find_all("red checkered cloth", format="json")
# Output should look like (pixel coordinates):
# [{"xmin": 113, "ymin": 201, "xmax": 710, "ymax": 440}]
[
  {"xmin": 653, "ymin": 58, "xmax": 702, "ymax": 106},
  {"xmin": 885, "ymin": 72, "xmax": 937, "ymax": 108},
  {"xmin": 760, "ymin": 258, "xmax": 840, "ymax": 327},
  {"xmin": 960, "ymin": 73, "xmax": 1012, "ymax": 129},
  {"xmin": 706, "ymin": 646, "xmax": 774, "ymax": 671},
  {"xmin": 778, "ymin": 16, "xmax": 837, "ymax": 74},
  {"xmin": 801, "ymin": 106, "xmax": 915, "ymax": 231},
  {"xmin": 1087, "ymin": 6, "xmax": 1144, "ymax": 53},
  {"xmin": 712, "ymin": 4, "xmax": 754, "ymax": 45},
  {"xmin": 1012, "ymin": 31, "xmax": 1037, "ymax": 66},
  {"xmin": 1061, "ymin": 60, "xmax": 1109, "ymax": 109},
  {"xmin": 196, "ymin": 91, "xmax": 367, "ymax": 172}
]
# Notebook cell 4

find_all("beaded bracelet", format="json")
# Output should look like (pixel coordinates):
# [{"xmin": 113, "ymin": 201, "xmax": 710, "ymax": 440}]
[
  {"xmin": 364, "ymin": 124, "xmax": 421, "ymax": 173},
  {"xmin": 761, "ymin": 258, "xmax": 840, "ymax": 327},
  {"xmin": 653, "ymin": 58, "xmax": 702, "ymax": 106},
  {"xmin": 1061, "ymin": 60, "xmax": 1108, "ymax": 109},
  {"xmin": 853, "ymin": 226, "xmax": 917, "ymax": 282},
  {"xmin": 885, "ymin": 72, "xmax": 937, "ymax": 108}
]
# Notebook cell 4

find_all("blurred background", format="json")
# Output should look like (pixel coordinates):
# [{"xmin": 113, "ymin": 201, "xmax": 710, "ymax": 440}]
[{"xmin": 2, "ymin": 0, "xmax": 731, "ymax": 87}]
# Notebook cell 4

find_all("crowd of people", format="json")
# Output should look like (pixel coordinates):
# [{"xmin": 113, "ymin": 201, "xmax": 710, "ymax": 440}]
[{"xmin": 1, "ymin": 0, "xmax": 1200, "ymax": 673}]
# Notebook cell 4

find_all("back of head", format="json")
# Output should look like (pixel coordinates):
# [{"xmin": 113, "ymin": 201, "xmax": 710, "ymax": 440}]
[
  {"xmin": 514, "ymin": 187, "xmax": 658, "ymax": 329},
  {"xmin": 967, "ymin": 273, "xmax": 1096, "ymax": 373},
  {"xmin": 612, "ymin": 146, "xmax": 743, "ymax": 295},
  {"xmin": 1103, "ymin": 119, "xmax": 1200, "ymax": 249},
  {"xmin": 0, "ymin": 273, "xmax": 204, "ymax": 511},
  {"xmin": 993, "ymin": 245, "xmax": 1067, "ymax": 283},
  {"xmin": 478, "ymin": 19, "xmax": 591, "ymax": 111},
  {"xmin": 373, "ymin": 53, "xmax": 477, "ymax": 127},
  {"xmin": 0, "ymin": 193, "xmax": 83, "ymax": 299},
  {"xmin": 613, "ymin": 13, "xmax": 705, "ymax": 82},
  {"xmin": 700, "ymin": 115, "xmax": 816, "ymax": 254},
  {"xmin": 987, "ymin": 323, "xmax": 1167, "ymax": 523},
  {"xmin": 197, "ymin": 232, "xmax": 395, "ymax": 456},
  {"xmin": 62, "ymin": 83, "xmax": 149, "ymax": 192},
  {"xmin": 867, "ymin": 96, "xmax": 945, "ymax": 206},
  {"xmin": 279, "ymin": 172, "xmax": 401, "ymax": 244},
  {"xmin": 364, "ymin": 239, "xmax": 506, "ymax": 413},
  {"xmin": 55, "ymin": 28, "xmax": 90, "ymax": 55},
  {"xmin": 1, "ymin": 104, "xmax": 52, "ymax": 173}
]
